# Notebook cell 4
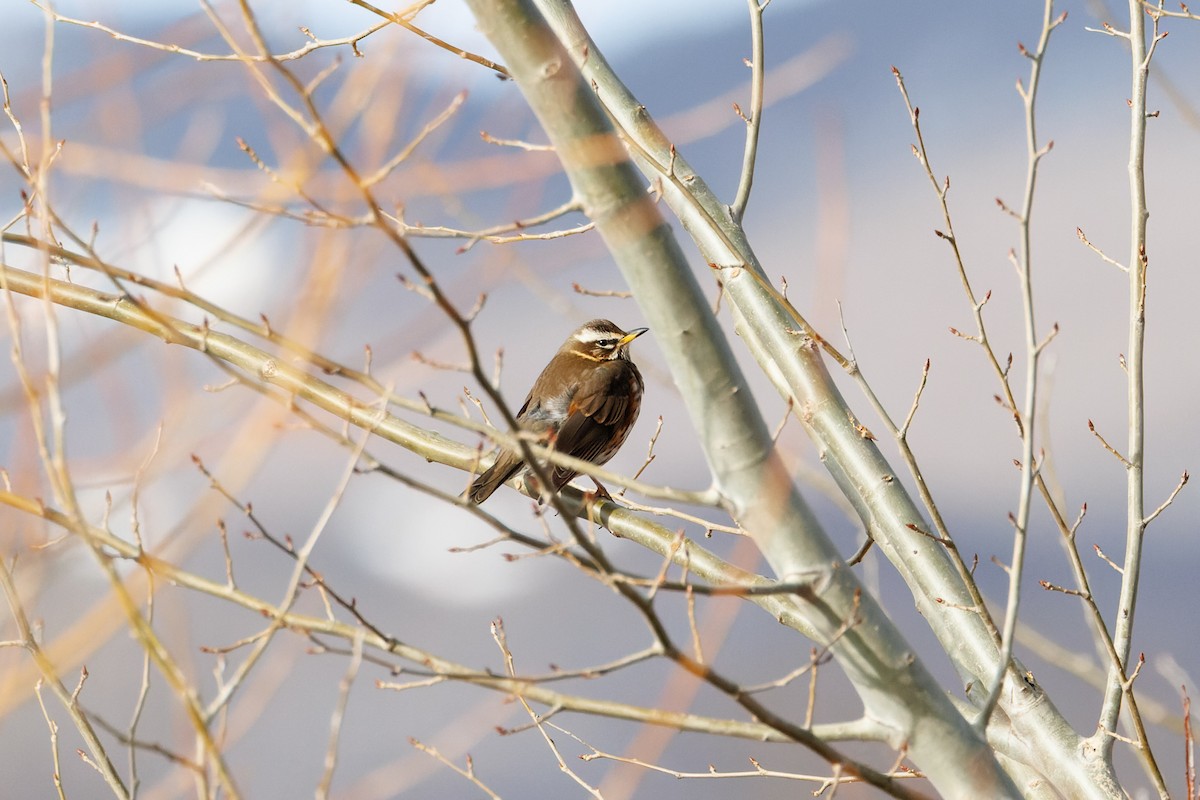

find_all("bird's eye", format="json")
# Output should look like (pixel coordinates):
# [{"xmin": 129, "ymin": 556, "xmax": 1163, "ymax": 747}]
[{"xmin": 597, "ymin": 338, "xmax": 616, "ymax": 349}]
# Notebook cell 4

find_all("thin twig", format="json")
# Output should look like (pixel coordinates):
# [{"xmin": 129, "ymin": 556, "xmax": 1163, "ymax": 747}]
[
  {"xmin": 972, "ymin": 0, "xmax": 1065, "ymax": 734},
  {"xmin": 1088, "ymin": 418, "xmax": 1132, "ymax": 468},
  {"xmin": 347, "ymin": 0, "xmax": 510, "ymax": 76},
  {"xmin": 409, "ymin": 739, "xmax": 503, "ymax": 800},
  {"xmin": 490, "ymin": 618, "xmax": 602, "ymax": 798},
  {"xmin": 30, "ymin": 2, "xmax": 393, "ymax": 62},
  {"xmin": 730, "ymin": 0, "xmax": 769, "ymax": 220},
  {"xmin": 1142, "ymin": 470, "xmax": 1188, "ymax": 526},
  {"xmin": 1090, "ymin": 5, "xmax": 1169, "ymax": 791},
  {"xmin": 316, "ymin": 630, "xmax": 365, "ymax": 800},
  {"xmin": 34, "ymin": 681, "xmax": 67, "ymax": 800},
  {"xmin": 0, "ymin": 560, "xmax": 130, "ymax": 799},
  {"xmin": 1076, "ymin": 227, "xmax": 1129, "ymax": 272}
]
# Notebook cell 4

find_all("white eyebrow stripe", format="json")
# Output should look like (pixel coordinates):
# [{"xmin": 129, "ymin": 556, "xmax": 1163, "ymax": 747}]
[{"xmin": 574, "ymin": 328, "xmax": 616, "ymax": 343}]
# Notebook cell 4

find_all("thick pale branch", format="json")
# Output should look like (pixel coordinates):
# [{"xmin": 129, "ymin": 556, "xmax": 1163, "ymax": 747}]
[
  {"xmin": 0, "ymin": 262, "xmax": 858, "ymax": 657},
  {"xmin": 467, "ymin": 1, "xmax": 1023, "ymax": 796}
]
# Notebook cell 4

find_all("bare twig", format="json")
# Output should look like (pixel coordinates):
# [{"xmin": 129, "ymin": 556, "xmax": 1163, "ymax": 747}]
[
  {"xmin": 1143, "ymin": 470, "xmax": 1189, "ymax": 526},
  {"xmin": 347, "ymin": 0, "xmax": 510, "ymax": 76},
  {"xmin": 1088, "ymin": 419, "xmax": 1133, "ymax": 467},
  {"xmin": 975, "ymin": 0, "xmax": 1065, "ymax": 736},
  {"xmin": 730, "ymin": 0, "xmax": 769, "ymax": 220},
  {"xmin": 1184, "ymin": 686, "xmax": 1196, "ymax": 799},
  {"xmin": 410, "ymin": 739, "xmax": 503, "ymax": 800},
  {"xmin": 316, "ymin": 631, "xmax": 365, "ymax": 800},
  {"xmin": 0, "ymin": 561, "xmax": 129, "ymax": 799},
  {"xmin": 1076, "ymin": 227, "xmax": 1130, "ymax": 272},
  {"xmin": 1095, "ymin": 15, "xmax": 1169, "ymax": 789},
  {"xmin": 480, "ymin": 130, "xmax": 554, "ymax": 151},
  {"xmin": 490, "ymin": 618, "xmax": 602, "ymax": 798},
  {"xmin": 579, "ymin": 746, "xmax": 922, "ymax": 788},
  {"xmin": 363, "ymin": 90, "xmax": 469, "ymax": 187},
  {"xmin": 34, "ymin": 682, "xmax": 67, "ymax": 800},
  {"xmin": 30, "ymin": 2, "xmax": 393, "ymax": 62}
]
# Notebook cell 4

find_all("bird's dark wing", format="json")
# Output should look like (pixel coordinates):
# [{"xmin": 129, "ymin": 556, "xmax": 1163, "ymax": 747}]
[
  {"xmin": 549, "ymin": 361, "xmax": 637, "ymax": 491},
  {"xmin": 514, "ymin": 387, "xmax": 535, "ymax": 418}
]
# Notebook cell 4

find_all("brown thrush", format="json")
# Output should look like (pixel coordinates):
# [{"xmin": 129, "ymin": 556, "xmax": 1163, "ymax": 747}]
[{"xmin": 469, "ymin": 319, "xmax": 648, "ymax": 504}]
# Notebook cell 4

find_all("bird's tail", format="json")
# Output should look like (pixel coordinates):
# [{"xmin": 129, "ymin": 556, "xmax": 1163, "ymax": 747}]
[{"xmin": 468, "ymin": 454, "xmax": 522, "ymax": 504}]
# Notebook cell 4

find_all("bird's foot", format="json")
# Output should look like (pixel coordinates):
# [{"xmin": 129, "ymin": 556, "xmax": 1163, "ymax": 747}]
[{"xmin": 584, "ymin": 478, "xmax": 613, "ymax": 504}]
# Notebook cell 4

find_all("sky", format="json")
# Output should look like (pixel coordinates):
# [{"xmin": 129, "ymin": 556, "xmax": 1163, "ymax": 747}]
[{"xmin": 1, "ymin": 1, "xmax": 1198, "ymax": 798}]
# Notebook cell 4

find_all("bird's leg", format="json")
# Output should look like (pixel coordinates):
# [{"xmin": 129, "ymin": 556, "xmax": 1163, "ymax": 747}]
[{"xmin": 584, "ymin": 477, "xmax": 613, "ymax": 503}]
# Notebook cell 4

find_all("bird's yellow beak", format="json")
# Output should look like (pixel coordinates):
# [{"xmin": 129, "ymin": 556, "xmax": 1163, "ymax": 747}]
[{"xmin": 618, "ymin": 327, "xmax": 649, "ymax": 347}]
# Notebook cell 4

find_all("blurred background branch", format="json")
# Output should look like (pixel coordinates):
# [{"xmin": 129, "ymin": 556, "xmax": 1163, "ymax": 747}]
[{"xmin": 0, "ymin": 0, "xmax": 1196, "ymax": 797}]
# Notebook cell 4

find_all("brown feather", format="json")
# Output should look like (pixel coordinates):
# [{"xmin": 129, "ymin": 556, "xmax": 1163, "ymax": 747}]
[
  {"xmin": 549, "ymin": 360, "xmax": 641, "ymax": 491},
  {"xmin": 469, "ymin": 320, "xmax": 645, "ymax": 503}
]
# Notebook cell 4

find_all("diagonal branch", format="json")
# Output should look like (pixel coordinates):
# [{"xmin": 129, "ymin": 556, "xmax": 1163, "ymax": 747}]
[{"xmin": 467, "ymin": 1, "xmax": 1021, "ymax": 796}]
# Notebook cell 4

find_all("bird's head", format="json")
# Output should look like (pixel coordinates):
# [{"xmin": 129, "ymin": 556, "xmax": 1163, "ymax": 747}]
[{"xmin": 566, "ymin": 319, "xmax": 649, "ymax": 362}]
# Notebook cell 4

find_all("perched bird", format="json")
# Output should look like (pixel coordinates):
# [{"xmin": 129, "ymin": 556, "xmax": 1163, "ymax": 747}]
[{"xmin": 469, "ymin": 319, "xmax": 648, "ymax": 504}]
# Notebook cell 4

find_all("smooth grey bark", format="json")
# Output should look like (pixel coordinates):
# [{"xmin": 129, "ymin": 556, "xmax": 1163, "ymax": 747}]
[
  {"xmin": 529, "ymin": 2, "xmax": 1124, "ymax": 797},
  {"xmin": 465, "ymin": 0, "xmax": 1025, "ymax": 796}
]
